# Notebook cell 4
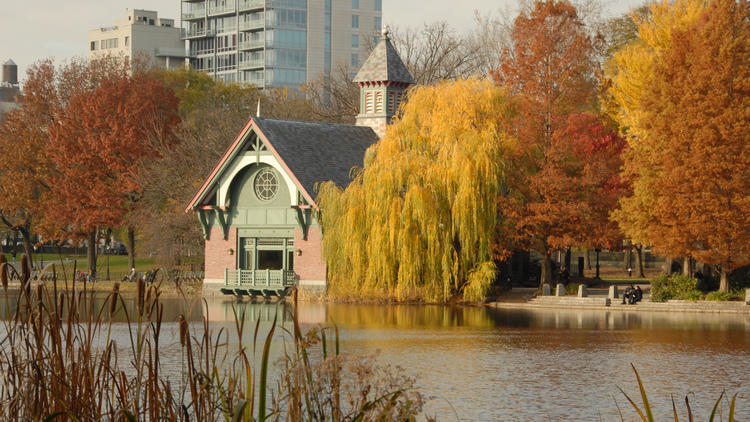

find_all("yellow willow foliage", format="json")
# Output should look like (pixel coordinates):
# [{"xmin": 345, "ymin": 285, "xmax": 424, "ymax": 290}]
[
  {"xmin": 604, "ymin": 0, "xmax": 707, "ymax": 137},
  {"xmin": 317, "ymin": 79, "xmax": 516, "ymax": 302}
]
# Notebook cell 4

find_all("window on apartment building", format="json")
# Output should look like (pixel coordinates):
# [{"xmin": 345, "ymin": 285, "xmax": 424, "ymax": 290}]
[
  {"xmin": 352, "ymin": 0, "xmax": 359, "ymax": 9},
  {"xmin": 351, "ymin": 34, "xmax": 359, "ymax": 48},
  {"xmin": 375, "ymin": 0, "xmax": 382, "ymax": 11},
  {"xmin": 90, "ymin": 41, "xmax": 97, "ymax": 51},
  {"xmin": 351, "ymin": 53, "xmax": 358, "ymax": 67},
  {"xmin": 101, "ymin": 38, "xmax": 118, "ymax": 49},
  {"xmin": 352, "ymin": 15, "xmax": 359, "ymax": 28},
  {"xmin": 374, "ymin": 16, "xmax": 381, "ymax": 30},
  {"xmin": 124, "ymin": 36, "xmax": 129, "ymax": 46}
]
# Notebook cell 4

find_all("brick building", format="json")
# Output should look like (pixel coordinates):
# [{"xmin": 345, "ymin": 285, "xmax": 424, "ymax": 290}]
[{"xmin": 186, "ymin": 29, "xmax": 413, "ymax": 296}]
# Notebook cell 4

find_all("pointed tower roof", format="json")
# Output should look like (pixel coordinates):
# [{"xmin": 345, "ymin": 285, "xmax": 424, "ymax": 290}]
[{"xmin": 353, "ymin": 28, "xmax": 415, "ymax": 85}]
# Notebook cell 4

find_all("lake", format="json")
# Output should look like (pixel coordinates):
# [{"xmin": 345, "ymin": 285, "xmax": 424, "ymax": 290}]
[{"xmin": 2, "ymin": 293, "xmax": 749, "ymax": 420}]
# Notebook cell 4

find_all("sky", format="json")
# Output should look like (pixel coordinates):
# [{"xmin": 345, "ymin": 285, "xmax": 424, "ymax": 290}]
[{"xmin": 1, "ymin": 0, "xmax": 642, "ymax": 83}]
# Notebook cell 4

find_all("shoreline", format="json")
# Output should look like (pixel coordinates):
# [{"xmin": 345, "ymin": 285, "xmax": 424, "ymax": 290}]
[
  {"xmin": 489, "ymin": 293, "xmax": 750, "ymax": 315},
  {"xmin": 3, "ymin": 279, "xmax": 203, "ymax": 298}
]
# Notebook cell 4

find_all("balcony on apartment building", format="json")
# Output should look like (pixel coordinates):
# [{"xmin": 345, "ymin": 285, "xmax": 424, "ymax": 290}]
[
  {"xmin": 239, "ymin": 57, "xmax": 264, "ymax": 70},
  {"xmin": 208, "ymin": 1, "xmax": 236, "ymax": 16},
  {"xmin": 182, "ymin": 27, "xmax": 216, "ymax": 38},
  {"xmin": 239, "ymin": 15, "xmax": 265, "ymax": 31},
  {"xmin": 182, "ymin": 7, "xmax": 206, "ymax": 20},
  {"xmin": 239, "ymin": 38, "xmax": 265, "ymax": 50},
  {"xmin": 239, "ymin": 0, "xmax": 267, "ymax": 11}
]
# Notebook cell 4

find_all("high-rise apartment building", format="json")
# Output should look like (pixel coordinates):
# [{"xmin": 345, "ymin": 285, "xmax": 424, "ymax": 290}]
[
  {"xmin": 181, "ymin": 0, "xmax": 383, "ymax": 88},
  {"xmin": 89, "ymin": 9, "xmax": 186, "ymax": 69}
]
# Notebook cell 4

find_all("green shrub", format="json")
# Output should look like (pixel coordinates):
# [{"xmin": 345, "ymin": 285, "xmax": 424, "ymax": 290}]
[
  {"xmin": 705, "ymin": 290, "xmax": 743, "ymax": 301},
  {"xmin": 650, "ymin": 274, "xmax": 702, "ymax": 302},
  {"xmin": 565, "ymin": 283, "xmax": 581, "ymax": 295}
]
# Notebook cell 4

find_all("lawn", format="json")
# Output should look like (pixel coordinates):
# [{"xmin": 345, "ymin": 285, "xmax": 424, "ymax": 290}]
[{"xmin": 4, "ymin": 252, "xmax": 157, "ymax": 281}]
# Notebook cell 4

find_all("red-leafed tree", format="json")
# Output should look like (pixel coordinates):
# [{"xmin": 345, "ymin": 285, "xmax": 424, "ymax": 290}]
[
  {"xmin": 46, "ymin": 72, "xmax": 179, "ymax": 277},
  {"xmin": 0, "ymin": 58, "xmax": 132, "ymax": 265},
  {"xmin": 505, "ymin": 113, "xmax": 627, "ymax": 283},
  {"xmin": 491, "ymin": 0, "xmax": 608, "ymax": 285}
]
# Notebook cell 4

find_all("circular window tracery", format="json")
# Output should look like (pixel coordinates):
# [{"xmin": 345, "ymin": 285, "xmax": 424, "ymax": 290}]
[{"xmin": 254, "ymin": 168, "xmax": 279, "ymax": 201}]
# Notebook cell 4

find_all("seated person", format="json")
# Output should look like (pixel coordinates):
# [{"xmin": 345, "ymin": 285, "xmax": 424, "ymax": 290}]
[
  {"xmin": 634, "ymin": 285, "xmax": 643, "ymax": 303},
  {"xmin": 621, "ymin": 285, "xmax": 634, "ymax": 304}
]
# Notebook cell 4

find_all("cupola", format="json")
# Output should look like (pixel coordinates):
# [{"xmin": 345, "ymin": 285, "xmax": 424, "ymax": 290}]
[{"xmin": 352, "ymin": 27, "xmax": 415, "ymax": 138}]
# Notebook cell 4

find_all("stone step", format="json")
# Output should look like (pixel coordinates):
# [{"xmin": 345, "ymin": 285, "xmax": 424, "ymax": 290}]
[{"xmin": 529, "ymin": 296, "xmax": 610, "ymax": 306}]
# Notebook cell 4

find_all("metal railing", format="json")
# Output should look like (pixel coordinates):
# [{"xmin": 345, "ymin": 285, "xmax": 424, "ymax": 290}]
[
  {"xmin": 182, "ymin": 9, "xmax": 206, "ymax": 20},
  {"xmin": 182, "ymin": 27, "xmax": 216, "ymax": 38},
  {"xmin": 238, "ymin": 0, "xmax": 265, "ymax": 11},
  {"xmin": 208, "ymin": 2, "xmax": 236, "ymax": 15},
  {"xmin": 239, "ymin": 18, "xmax": 264, "ymax": 31},
  {"xmin": 225, "ymin": 269, "xmax": 296, "ymax": 287},
  {"xmin": 239, "ymin": 58, "xmax": 264, "ymax": 70},
  {"xmin": 239, "ymin": 39, "xmax": 264, "ymax": 50}
]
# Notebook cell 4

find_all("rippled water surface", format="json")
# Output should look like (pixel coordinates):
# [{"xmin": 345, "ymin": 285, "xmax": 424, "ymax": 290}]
[{"xmin": 3, "ymin": 293, "xmax": 749, "ymax": 421}]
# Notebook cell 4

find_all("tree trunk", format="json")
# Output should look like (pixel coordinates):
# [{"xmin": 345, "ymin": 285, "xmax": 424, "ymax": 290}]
[
  {"xmin": 540, "ymin": 252, "xmax": 553, "ymax": 287},
  {"xmin": 624, "ymin": 240, "xmax": 632, "ymax": 271},
  {"xmin": 18, "ymin": 226, "xmax": 34, "ymax": 269},
  {"xmin": 87, "ymin": 229, "xmax": 97, "ymax": 280},
  {"xmin": 127, "ymin": 227, "xmax": 136, "ymax": 271},
  {"xmin": 564, "ymin": 248, "xmax": 571, "ymax": 271},
  {"xmin": 719, "ymin": 267, "xmax": 729, "ymax": 293},
  {"xmin": 663, "ymin": 257, "xmax": 673, "ymax": 275},
  {"xmin": 595, "ymin": 249, "xmax": 601, "ymax": 279},
  {"xmin": 634, "ymin": 244, "xmax": 645, "ymax": 278},
  {"xmin": 683, "ymin": 257, "xmax": 692, "ymax": 276},
  {"xmin": 13, "ymin": 231, "xmax": 19, "ymax": 261},
  {"xmin": 585, "ymin": 249, "xmax": 592, "ymax": 270}
]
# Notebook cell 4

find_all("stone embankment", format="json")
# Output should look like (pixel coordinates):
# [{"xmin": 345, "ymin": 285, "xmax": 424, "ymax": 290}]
[{"xmin": 491, "ymin": 285, "xmax": 750, "ymax": 314}]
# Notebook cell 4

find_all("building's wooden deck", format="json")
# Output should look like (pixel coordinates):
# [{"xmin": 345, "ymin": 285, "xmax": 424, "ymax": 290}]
[{"xmin": 220, "ymin": 269, "xmax": 296, "ymax": 298}]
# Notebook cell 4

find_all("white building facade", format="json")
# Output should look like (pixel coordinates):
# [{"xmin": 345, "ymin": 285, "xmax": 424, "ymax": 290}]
[{"xmin": 89, "ymin": 9, "xmax": 187, "ymax": 69}]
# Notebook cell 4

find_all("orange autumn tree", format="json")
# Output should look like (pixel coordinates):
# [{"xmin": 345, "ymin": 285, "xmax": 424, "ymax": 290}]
[
  {"xmin": 47, "ymin": 72, "xmax": 179, "ymax": 277},
  {"xmin": 616, "ymin": 0, "xmax": 750, "ymax": 292},
  {"xmin": 491, "ymin": 0, "xmax": 604, "ymax": 285}
]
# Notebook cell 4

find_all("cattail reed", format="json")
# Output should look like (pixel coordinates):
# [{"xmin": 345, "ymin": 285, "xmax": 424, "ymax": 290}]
[
  {"xmin": 0, "ymin": 263, "xmax": 7, "ymax": 290},
  {"xmin": 178, "ymin": 314, "xmax": 188, "ymax": 347},
  {"xmin": 136, "ymin": 277, "xmax": 145, "ymax": 316},
  {"xmin": 57, "ymin": 291, "xmax": 65, "ymax": 314},
  {"xmin": 0, "ymin": 254, "xmax": 6, "ymax": 290},
  {"xmin": 109, "ymin": 282, "xmax": 120, "ymax": 317},
  {"xmin": 21, "ymin": 254, "xmax": 30, "ymax": 283}
]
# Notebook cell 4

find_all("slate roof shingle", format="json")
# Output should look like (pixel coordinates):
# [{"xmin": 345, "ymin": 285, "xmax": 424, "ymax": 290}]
[
  {"xmin": 254, "ymin": 117, "xmax": 378, "ymax": 201},
  {"xmin": 353, "ymin": 34, "xmax": 415, "ymax": 85}
]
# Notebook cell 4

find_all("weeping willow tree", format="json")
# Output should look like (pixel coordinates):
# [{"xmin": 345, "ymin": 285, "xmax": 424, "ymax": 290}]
[{"xmin": 317, "ymin": 79, "xmax": 518, "ymax": 302}]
